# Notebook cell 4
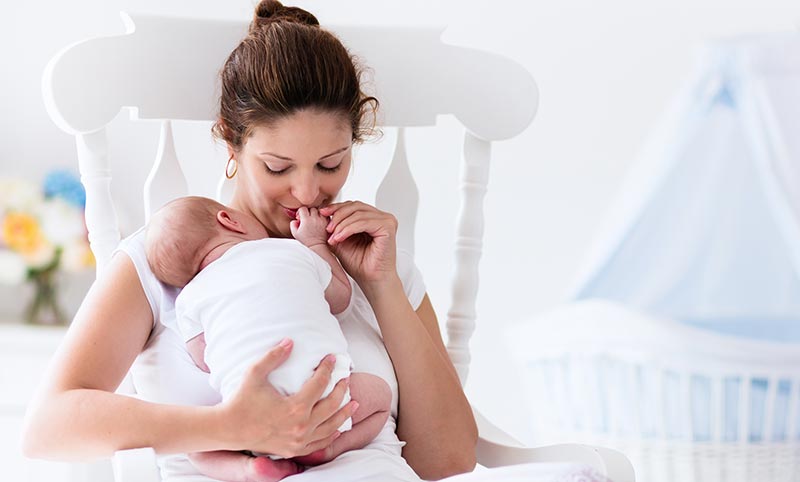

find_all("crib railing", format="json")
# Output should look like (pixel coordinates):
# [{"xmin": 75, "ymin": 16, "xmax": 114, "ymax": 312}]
[{"xmin": 508, "ymin": 300, "xmax": 800, "ymax": 482}]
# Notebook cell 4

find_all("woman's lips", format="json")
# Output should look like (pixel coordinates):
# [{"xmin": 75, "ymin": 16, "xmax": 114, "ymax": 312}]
[{"xmin": 283, "ymin": 207, "xmax": 298, "ymax": 219}]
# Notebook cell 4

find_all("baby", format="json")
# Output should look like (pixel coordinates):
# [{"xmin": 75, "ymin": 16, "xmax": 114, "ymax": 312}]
[{"xmin": 145, "ymin": 196, "xmax": 391, "ymax": 481}]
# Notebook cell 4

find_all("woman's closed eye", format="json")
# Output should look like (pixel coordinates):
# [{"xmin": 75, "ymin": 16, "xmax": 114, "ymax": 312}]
[
  {"xmin": 317, "ymin": 161, "xmax": 342, "ymax": 173},
  {"xmin": 264, "ymin": 163, "xmax": 287, "ymax": 175},
  {"xmin": 264, "ymin": 161, "xmax": 342, "ymax": 175}
]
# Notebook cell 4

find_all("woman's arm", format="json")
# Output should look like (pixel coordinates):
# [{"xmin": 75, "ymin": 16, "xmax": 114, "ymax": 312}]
[
  {"xmin": 22, "ymin": 252, "xmax": 353, "ymax": 461},
  {"xmin": 322, "ymin": 202, "xmax": 478, "ymax": 480},
  {"xmin": 363, "ymin": 283, "xmax": 478, "ymax": 480}
]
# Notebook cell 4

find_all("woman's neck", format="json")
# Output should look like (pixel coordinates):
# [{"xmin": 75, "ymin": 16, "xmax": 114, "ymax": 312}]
[{"xmin": 228, "ymin": 196, "xmax": 283, "ymax": 238}]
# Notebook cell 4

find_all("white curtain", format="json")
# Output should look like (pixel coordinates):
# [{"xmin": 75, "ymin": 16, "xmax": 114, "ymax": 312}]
[{"xmin": 570, "ymin": 33, "xmax": 800, "ymax": 339}]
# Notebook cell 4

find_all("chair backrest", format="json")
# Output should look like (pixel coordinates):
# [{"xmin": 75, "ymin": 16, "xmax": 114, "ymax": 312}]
[{"xmin": 43, "ymin": 12, "xmax": 538, "ymax": 384}]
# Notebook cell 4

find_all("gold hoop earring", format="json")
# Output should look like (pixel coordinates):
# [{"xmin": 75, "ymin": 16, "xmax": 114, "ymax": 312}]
[{"xmin": 225, "ymin": 156, "xmax": 238, "ymax": 179}]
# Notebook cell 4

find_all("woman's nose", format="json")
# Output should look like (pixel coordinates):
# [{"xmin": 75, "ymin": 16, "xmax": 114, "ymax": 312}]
[{"xmin": 291, "ymin": 175, "xmax": 320, "ymax": 206}]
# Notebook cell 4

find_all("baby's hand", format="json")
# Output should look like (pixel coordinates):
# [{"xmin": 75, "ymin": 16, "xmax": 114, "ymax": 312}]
[{"xmin": 290, "ymin": 207, "xmax": 329, "ymax": 247}]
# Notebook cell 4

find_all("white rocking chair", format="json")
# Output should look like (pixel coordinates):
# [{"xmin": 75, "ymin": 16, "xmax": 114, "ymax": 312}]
[{"xmin": 42, "ymin": 12, "xmax": 635, "ymax": 482}]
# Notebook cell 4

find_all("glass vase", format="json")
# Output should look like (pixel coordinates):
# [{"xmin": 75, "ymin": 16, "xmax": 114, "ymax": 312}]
[{"xmin": 24, "ymin": 269, "xmax": 67, "ymax": 325}]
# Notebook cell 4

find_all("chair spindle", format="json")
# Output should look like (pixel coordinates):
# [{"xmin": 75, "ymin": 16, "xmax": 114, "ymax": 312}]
[
  {"xmin": 76, "ymin": 128, "xmax": 120, "ymax": 274},
  {"xmin": 446, "ymin": 131, "xmax": 490, "ymax": 385},
  {"xmin": 143, "ymin": 120, "xmax": 187, "ymax": 221}
]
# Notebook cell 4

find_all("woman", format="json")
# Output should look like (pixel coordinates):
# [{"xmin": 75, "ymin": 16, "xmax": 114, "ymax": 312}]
[{"xmin": 22, "ymin": 1, "xmax": 477, "ymax": 481}]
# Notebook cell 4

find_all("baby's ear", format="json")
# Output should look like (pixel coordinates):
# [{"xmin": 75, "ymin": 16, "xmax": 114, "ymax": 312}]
[{"xmin": 216, "ymin": 210, "xmax": 247, "ymax": 234}]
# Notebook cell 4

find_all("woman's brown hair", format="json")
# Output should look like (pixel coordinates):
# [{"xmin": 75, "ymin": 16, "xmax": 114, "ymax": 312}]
[{"xmin": 212, "ymin": 0, "xmax": 378, "ymax": 151}]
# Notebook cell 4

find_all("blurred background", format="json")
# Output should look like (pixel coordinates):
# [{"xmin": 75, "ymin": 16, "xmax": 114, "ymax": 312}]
[{"xmin": 2, "ymin": 1, "xmax": 799, "ymax": 481}]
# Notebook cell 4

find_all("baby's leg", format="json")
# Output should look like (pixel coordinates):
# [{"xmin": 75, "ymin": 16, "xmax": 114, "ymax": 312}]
[
  {"xmin": 188, "ymin": 450, "xmax": 302, "ymax": 482},
  {"xmin": 293, "ymin": 372, "xmax": 391, "ymax": 466},
  {"xmin": 186, "ymin": 333, "xmax": 209, "ymax": 373}
]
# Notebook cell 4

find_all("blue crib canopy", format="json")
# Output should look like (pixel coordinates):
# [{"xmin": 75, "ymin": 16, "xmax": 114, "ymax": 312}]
[{"xmin": 571, "ymin": 34, "xmax": 800, "ymax": 340}]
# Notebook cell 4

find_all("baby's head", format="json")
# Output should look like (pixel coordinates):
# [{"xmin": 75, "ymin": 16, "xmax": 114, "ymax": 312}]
[{"xmin": 145, "ymin": 196, "xmax": 267, "ymax": 288}]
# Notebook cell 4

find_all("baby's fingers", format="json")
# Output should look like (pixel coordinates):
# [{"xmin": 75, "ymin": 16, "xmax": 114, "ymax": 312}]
[{"xmin": 296, "ymin": 206, "xmax": 310, "ymax": 220}]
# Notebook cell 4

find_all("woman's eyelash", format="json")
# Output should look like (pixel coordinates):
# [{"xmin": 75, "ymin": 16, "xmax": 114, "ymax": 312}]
[
  {"xmin": 264, "ymin": 163, "xmax": 341, "ymax": 175},
  {"xmin": 265, "ymin": 165, "xmax": 287, "ymax": 175},
  {"xmin": 317, "ymin": 164, "xmax": 341, "ymax": 173}
]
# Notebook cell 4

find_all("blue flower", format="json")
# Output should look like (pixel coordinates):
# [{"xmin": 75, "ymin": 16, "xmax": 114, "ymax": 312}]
[{"xmin": 43, "ymin": 170, "xmax": 85, "ymax": 209}]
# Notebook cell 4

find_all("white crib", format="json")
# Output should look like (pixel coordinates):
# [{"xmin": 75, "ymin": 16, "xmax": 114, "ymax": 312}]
[{"xmin": 508, "ymin": 300, "xmax": 800, "ymax": 482}]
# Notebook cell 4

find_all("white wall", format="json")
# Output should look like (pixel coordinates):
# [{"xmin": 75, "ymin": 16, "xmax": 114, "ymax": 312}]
[{"xmin": 4, "ymin": 0, "xmax": 799, "ymax": 446}]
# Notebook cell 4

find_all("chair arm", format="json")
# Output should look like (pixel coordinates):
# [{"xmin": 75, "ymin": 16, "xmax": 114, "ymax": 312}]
[
  {"xmin": 112, "ymin": 447, "xmax": 160, "ymax": 482},
  {"xmin": 473, "ymin": 408, "xmax": 635, "ymax": 482},
  {"xmin": 592, "ymin": 446, "xmax": 637, "ymax": 482}
]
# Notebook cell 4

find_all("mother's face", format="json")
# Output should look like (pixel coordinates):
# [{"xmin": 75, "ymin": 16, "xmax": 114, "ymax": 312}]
[{"xmin": 230, "ymin": 109, "xmax": 353, "ymax": 238}]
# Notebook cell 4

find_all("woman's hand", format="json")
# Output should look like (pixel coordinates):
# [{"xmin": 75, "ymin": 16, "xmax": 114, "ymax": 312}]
[
  {"xmin": 319, "ymin": 201, "xmax": 398, "ymax": 285},
  {"xmin": 217, "ymin": 339, "xmax": 356, "ymax": 458}
]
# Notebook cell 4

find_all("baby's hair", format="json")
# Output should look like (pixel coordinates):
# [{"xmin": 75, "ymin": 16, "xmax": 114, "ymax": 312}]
[{"xmin": 145, "ymin": 196, "xmax": 227, "ymax": 288}]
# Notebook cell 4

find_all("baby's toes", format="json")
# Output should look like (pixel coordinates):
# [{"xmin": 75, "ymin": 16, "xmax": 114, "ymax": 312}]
[{"xmin": 247, "ymin": 456, "xmax": 303, "ymax": 482}]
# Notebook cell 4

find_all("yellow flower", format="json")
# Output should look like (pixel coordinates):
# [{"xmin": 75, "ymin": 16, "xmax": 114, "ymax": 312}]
[
  {"xmin": 82, "ymin": 245, "xmax": 96, "ymax": 268},
  {"xmin": 2, "ymin": 212, "xmax": 46, "ymax": 255}
]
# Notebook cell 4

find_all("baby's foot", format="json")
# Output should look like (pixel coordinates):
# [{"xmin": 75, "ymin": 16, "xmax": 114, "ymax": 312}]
[
  {"xmin": 291, "ymin": 445, "xmax": 335, "ymax": 467},
  {"xmin": 245, "ymin": 456, "xmax": 303, "ymax": 482}
]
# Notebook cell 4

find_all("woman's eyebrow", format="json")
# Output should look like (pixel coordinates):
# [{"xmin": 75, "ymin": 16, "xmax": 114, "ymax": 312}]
[{"xmin": 259, "ymin": 145, "xmax": 350, "ymax": 161}]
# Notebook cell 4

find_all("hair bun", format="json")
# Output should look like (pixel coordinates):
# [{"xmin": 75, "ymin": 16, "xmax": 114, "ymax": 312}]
[{"xmin": 251, "ymin": 0, "xmax": 319, "ymax": 32}]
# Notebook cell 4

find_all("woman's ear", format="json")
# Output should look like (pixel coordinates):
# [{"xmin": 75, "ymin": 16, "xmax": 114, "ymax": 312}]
[{"xmin": 216, "ymin": 210, "xmax": 247, "ymax": 234}]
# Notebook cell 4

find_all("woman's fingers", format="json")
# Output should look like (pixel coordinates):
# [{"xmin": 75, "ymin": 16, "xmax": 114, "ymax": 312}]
[
  {"xmin": 321, "ymin": 199, "xmax": 399, "ymax": 284},
  {"xmin": 227, "ymin": 347, "xmax": 358, "ymax": 457},
  {"xmin": 319, "ymin": 201, "xmax": 352, "ymax": 216},
  {"xmin": 328, "ymin": 208, "xmax": 393, "ymax": 243},
  {"xmin": 295, "ymin": 354, "xmax": 337, "ymax": 406},
  {"xmin": 309, "ymin": 376, "xmax": 350, "ymax": 424},
  {"xmin": 311, "ymin": 400, "xmax": 359, "ymax": 442},
  {"xmin": 300, "ymin": 428, "xmax": 342, "ymax": 456},
  {"xmin": 321, "ymin": 201, "xmax": 397, "ymax": 247},
  {"xmin": 328, "ymin": 218, "xmax": 378, "ymax": 245},
  {"xmin": 221, "ymin": 340, "xmax": 296, "ymax": 453},
  {"xmin": 322, "ymin": 201, "xmax": 373, "ymax": 233},
  {"xmin": 249, "ymin": 338, "xmax": 294, "ymax": 379}
]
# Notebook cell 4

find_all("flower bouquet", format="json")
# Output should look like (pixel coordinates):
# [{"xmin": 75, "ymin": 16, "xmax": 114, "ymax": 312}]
[{"xmin": 0, "ymin": 170, "xmax": 94, "ymax": 325}]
